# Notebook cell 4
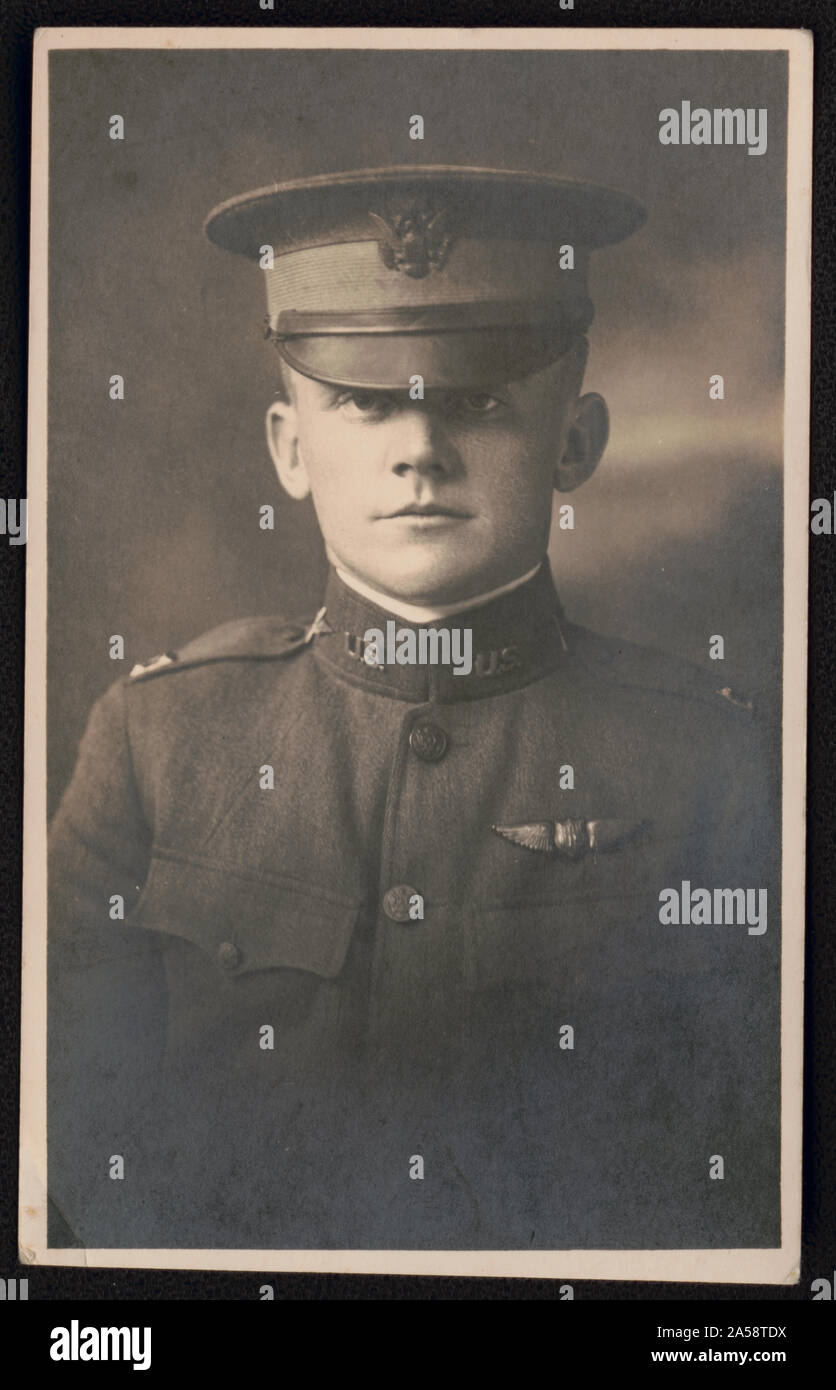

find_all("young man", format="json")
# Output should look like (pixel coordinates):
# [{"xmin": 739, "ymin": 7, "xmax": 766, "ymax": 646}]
[{"xmin": 48, "ymin": 167, "xmax": 779, "ymax": 1251}]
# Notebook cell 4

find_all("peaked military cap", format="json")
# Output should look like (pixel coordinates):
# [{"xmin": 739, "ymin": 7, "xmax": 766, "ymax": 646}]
[{"xmin": 204, "ymin": 165, "xmax": 646, "ymax": 389}]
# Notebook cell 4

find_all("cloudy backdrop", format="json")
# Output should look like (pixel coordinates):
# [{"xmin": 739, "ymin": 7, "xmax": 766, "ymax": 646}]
[{"xmin": 47, "ymin": 46, "xmax": 787, "ymax": 809}]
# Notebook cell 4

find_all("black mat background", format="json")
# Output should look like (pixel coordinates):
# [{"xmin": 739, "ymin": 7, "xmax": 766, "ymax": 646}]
[{"xmin": 0, "ymin": 0, "xmax": 832, "ymax": 1314}]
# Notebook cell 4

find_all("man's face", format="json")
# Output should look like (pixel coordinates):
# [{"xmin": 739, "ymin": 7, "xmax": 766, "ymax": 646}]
[{"xmin": 267, "ymin": 352, "xmax": 594, "ymax": 606}]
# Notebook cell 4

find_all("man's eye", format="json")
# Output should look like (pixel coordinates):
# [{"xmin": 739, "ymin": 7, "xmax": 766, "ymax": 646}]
[
  {"xmin": 336, "ymin": 391, "xmax": 391, "ymax": 419},
  {"xmin": 457, "ymin": 393, "xmax": 502, "ymax": 414}
]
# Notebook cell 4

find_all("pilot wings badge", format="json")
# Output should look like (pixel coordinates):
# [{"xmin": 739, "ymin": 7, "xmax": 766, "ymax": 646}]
[
  {"xmin": 369, "ymin": 204, "xmax": 453, "ymax": 279},
  {"xmin": 491, "ymin": 818, "xmax": 649, "ymax": 860}
]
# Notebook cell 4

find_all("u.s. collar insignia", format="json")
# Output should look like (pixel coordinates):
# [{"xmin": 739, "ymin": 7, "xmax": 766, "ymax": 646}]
[
  {"xmin": 491, "ymin": 818, "xmax": 649, "ymax": 859},
  {"xmin": 369, "ymin": 204, "xmax": 453, "ymax": 279}
]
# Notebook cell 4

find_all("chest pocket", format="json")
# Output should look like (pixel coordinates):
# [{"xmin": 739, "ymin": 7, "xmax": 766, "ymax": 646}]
[
  {"xmin": 462, "ymin": 889, "xmax": 653, "ymax": 995},
  {"xmin": 462, "ymin": 823, "xmax": 730, "ymax": 995},
  {"xmin": 121, "ymin": 853, "xmax": 370, "ymax": 1115},
  {"xmin": 127, "ymin": 850, "xmax": 363, "ymax": 980}
]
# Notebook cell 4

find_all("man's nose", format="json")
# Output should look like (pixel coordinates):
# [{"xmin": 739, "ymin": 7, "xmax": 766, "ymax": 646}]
[{"xmin": 386, "ymin": 408, "xmax": 459, "ymax": 479}]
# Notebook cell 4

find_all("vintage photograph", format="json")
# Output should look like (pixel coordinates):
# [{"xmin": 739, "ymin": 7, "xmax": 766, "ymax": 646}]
[{"xmin": 21, "ymin": 29, "xmax": 810, "ymax": 1279}]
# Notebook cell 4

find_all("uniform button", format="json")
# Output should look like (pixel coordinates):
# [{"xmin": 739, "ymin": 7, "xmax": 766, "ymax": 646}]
[
  {"xmin": 383, "ymin": 885, "xmax": 419, "ymax": 922},
  {"xmin": 217, "ymin": 941, "xmax": 242, "ymax": 971},
  {"xmin": 408, "ymin": 720, "xmax": 449, "ymax": 762}
]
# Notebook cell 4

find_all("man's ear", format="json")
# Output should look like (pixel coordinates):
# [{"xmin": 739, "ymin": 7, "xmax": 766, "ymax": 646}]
[
  {"xmin": 553, "ymin": 392, "xmax": 609, "ymax": 493},
  {"xmin": 265, "ymin": 399, "xmax": 311, "ymax": 500}
]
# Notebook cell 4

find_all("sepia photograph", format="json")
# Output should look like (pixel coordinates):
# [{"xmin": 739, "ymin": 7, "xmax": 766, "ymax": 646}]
[{"xmin": 20, "ymin": 27, "xmax": 810, "ymax": 1280}]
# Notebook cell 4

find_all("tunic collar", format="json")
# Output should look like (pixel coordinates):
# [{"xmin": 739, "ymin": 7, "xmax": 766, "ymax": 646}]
[{"xmin": 311, "ymin": 562, "xmax": 571, "ymax": 704}]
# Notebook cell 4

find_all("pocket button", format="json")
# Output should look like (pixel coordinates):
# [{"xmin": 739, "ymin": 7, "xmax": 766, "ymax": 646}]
[{"xmin": 217, "ymin": 941, "xmax": 242, "ymax": 971}]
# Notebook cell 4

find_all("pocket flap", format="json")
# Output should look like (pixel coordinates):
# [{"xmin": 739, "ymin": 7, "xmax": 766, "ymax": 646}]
[{"xmin": 128, "ymin": 852, "xmax": 362, "ymax": 979}]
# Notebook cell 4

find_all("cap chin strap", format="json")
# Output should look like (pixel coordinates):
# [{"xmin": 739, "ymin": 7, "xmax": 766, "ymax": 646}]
[{"xmin": 269, "ymin": 297, "xmax": 594, "ymax": 339}]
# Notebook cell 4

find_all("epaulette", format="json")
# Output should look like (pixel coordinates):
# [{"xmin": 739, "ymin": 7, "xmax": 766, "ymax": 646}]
[
  {"xmin": 127, "ymin": 608, "xmax": 332, "ymax": 683},
  {"xmin": 566, "ymin": 622, "xmax": 756, "ymax": 715}
]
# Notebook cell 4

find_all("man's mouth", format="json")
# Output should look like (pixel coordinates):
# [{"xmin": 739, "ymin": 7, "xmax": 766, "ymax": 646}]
[{"xmin": 378, "ymin": 502, "xmax": 473, "ymax": 520}]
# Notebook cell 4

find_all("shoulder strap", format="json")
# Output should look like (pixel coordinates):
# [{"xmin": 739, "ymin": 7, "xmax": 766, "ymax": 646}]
[
  {"xmin": 128, "ymin": 608, "xmax": 331, "ymax": 683},
  {"xmin": 566, "ymin": 622, "xmax": 755, "ymax": 714}
]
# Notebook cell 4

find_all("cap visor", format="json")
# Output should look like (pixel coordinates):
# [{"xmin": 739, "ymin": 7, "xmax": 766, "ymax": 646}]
[{"xmin": 276, "ymin": 326, "xmax": 578, "ymax": 390}]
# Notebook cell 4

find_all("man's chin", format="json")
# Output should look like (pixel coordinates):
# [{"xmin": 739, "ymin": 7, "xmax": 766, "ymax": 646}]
[{"xmin": 339, "ymin": 555, "xmax": 507, "ymax": 609}]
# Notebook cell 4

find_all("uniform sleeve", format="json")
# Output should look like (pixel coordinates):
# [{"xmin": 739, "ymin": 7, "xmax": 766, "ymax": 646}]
[
  {"xmin": 49, "ymin": 677, "xmax": 151, "ymax": 921},
  {"xmin": 693, "ymin": 702, "xmax": 782, "ymax": 1245},
  {"xmin": 48, "ymin": 679, "xmax": 167, "ymax": 1248}
]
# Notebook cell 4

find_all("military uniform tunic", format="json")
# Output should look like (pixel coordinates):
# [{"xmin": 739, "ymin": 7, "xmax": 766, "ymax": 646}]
[{"xmin": 48, "ymin": 565, "xmax": 780, "ymax": 1250}]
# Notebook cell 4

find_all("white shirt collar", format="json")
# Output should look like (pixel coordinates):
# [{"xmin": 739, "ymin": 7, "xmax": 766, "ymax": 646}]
[{"xmin": 334, "ymin": 560, "xmax": 544, "ymax": 623}]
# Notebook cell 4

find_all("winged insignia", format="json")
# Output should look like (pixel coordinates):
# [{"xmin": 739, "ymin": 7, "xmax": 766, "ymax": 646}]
[
  {"xmin": 491, "ymin": 818, "xmax": 649, "ymax": 859},
  {"xmin": 369, "ymin": 205, "xmax": 452, "ymax": 279}
]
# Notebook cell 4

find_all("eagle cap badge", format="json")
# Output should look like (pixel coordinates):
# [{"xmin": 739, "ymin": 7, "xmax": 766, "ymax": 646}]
[{"xmin": 369, "ymin": 203, "xmax": 453, "ymax": 279}]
